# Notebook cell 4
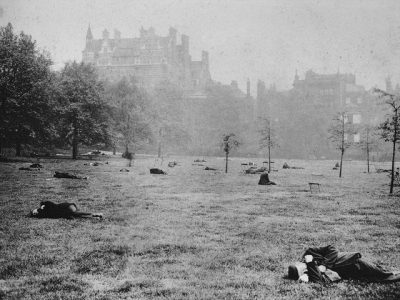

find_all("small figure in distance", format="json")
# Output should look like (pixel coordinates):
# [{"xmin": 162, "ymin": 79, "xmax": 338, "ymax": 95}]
[
  {"xmin": 150, "ymin": 168, "xmax": 166, "ymax": 174},
  {"xmin": 258, "ymin": 173, "xmax": 276, "ymax": 185},
  {"xmin": 53, "ymin": 171, "xmax": 87, "ymax": 179}
]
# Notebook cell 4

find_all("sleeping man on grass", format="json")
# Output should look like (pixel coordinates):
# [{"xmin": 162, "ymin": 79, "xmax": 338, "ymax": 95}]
[
  {"xmin": 288, "ymin": 245, "xmax": 400, "ymax": 283},
  {"xmin": 29, "ymin": 201, "xmax": 103, "ymax": 219}
]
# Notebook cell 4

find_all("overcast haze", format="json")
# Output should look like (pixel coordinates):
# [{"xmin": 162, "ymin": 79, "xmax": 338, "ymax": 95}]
[{"xmin": 1, "ymin": 0, "xmax": 400, "ymax": 92}]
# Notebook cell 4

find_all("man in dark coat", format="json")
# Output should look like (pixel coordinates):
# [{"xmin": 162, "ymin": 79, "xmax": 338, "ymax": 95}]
[
  {"xmin": 288, "ymin": 245, "xmax": 400, "ymax": 283},
  {"xmin": 30, "ymin": 201, "xmax": 102, "ymax": 219}
]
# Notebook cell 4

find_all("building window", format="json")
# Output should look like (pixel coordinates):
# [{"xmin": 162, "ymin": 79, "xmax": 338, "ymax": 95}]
[
  {"xmin": 353, "ymin": 133, "xmax": 360, "ymax": 143},
  {"xmin": 353, "ymin": 113, "xmax": 362, "ymax": 124}
]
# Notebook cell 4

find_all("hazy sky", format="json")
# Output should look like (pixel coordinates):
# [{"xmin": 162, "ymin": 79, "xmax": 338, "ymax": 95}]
[{"xmin": 1, "ymin": 0, "xmax": 400, "ymax": 92}]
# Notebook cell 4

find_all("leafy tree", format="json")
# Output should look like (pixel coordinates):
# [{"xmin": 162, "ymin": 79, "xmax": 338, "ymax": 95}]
[
  {"xmin": 104, "ymin": 77, "xmax": 152, "ymax": 156},
  {"xmin": 0, "ymin": 23, "xmax": 54, "ymax": 155},
  {"xmin": 221, "ymin": 133, "xmax": 240, "ymax": 173},
  {"xmin": 329, "ymin": 111, "xmax": 355, "ymax": 177},
  {"xmin": 151, "ymin": 81, "xmax": 191, "ymax": 157},
  {"xmin": 259, "ymin": 117, "xmax": 279, "ymax": 172},
  {"xmin": 56, "ymin": 61, "xmax": 109, "ymax": 159},
  {"xmin": 374, "ymin": 88, "xmax": 400, "ymax": 194}
]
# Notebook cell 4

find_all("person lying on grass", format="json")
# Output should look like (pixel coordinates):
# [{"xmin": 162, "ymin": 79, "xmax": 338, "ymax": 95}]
[
  {"xmin": 29, "ymin": 201, "xmax": 103, "ymax": 219},
  {"xmin": 288, "ymin": 245, "xmax": 400, "ymax": 283}
]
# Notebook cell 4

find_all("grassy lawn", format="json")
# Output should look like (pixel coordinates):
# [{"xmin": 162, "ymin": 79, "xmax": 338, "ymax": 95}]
[{"xmin": 0, "ymin": 156, "xmax": 399, "ymax": 299}]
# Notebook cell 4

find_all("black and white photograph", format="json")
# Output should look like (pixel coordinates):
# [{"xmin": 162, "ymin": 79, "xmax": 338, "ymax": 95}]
[{"xmin": 0, "ymin": 0, "xmax": 399, "ymax": 298}]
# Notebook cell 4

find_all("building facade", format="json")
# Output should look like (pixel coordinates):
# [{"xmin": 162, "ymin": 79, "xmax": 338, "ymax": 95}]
[
  {"xmin": 292, "ymin": 69, "xmax": 371, "ymax": 144},
  {"xmin": 82, "ymin": 26, "xmax": 212, "ymax": 91}
]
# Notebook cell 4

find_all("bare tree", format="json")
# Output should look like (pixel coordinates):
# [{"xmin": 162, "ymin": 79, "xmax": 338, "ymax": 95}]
[
  {"xmin": 221, "ymin": 133, "xmax": 240, "ymax": 173},
  {"xmin": 329, "ymin": 112, "xmax": 355, "ymax": 177},
  {"xmin": 259, "ymin": 117, "xmax": 279, "ymax": 172},
  {"xmin": 358, "ymin": 125, "xmax": 380, "ymax": 173},
  {"xmin": 374, "ymin": 88, "xmax": 400, "ymax": 194}
]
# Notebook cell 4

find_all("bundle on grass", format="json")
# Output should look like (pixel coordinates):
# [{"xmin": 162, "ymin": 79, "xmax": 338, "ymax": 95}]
[
  {"xmin": 283, "ymin": 162, "xmax": 304, "ymax": 169},
  {"xmin": 29, "ymin": 201, "xmax": 103, "ymax": 219},
  {"xmin": 19, "ymin": 163, "xmax": 43, "ymax": 171},
  {"xmin": 168, "ymin": 161, "xmax": 178, "ymax": 167},
  {"xmin": 205, "ymin": 166, "xmax": 217, "ymax": 171},
  {"xmin": 53, "ymin": 171, "xmax": 87, "ymax": 179},
  {"xmin": 84, "ymin": 162, "xmax": 101, "ymax": 166},
  {"xmin": 150, "ymin": 168, "xmax": 166, "ymax": 174},
  {"xmin": 245, "ymin": 166, "xmax": 267, "ymax": 174}
]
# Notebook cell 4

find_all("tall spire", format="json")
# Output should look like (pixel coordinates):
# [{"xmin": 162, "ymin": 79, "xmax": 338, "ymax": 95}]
[{"xmin": 86, "ymin": 24, "xmax": 93, "ymax": 40}]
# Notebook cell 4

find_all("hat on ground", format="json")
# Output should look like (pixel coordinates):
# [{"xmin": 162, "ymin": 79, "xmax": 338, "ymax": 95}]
[{"xmin": 288, "ymin": 262, "xmax": 307, "ymax": 280}]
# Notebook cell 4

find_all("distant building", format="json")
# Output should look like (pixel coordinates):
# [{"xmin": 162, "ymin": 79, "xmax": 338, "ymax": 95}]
[
  {"xmin": 82, "ymin": 26, "xmax": 212, "ymax": 91},
  {"xmin": 292, "ymin": 69, "xmax": 371, "ymax": 144}
]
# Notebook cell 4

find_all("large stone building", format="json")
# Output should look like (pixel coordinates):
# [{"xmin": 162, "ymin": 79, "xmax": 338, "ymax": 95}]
[
  {"xmin": 82, "ymin": 26, "xmax": 212, "ymax": 91},
  {"xmin": 292, "ymin": 69, "xmax": 372, "ymax": 144},
  {"xmin": 253, "ymin": 70, "xmax": 377, "ymax": 158}
]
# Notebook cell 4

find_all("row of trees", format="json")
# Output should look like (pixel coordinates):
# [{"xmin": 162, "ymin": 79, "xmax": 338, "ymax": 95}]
[{"xmin": 0, "ymin": 23, "xmax": 189, "ymax": 159}]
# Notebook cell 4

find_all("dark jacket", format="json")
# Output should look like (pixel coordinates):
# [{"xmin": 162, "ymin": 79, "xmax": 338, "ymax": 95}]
[
  {"xmin": 302, "ymin": 245, "xmax": 361, "ymax": 275},
  {"xmin": 35, "ymin": 201, "xmax": 78, "ymax": 218},
  {"xmin": 300, "ymin": 245, "xmax": 399, "ymax": 283}
]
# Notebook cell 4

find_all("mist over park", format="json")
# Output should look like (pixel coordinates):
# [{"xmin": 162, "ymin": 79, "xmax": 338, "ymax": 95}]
[{"xmin": 1, "ymin": 1, "xmax": 400, "ymax": 299}]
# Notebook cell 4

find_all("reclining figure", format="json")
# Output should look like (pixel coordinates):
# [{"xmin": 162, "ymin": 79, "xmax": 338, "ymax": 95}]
[
  {"xmin": 288, "ymin": 245, "xmax": 400, "ymax": 283},
  {"xmin": 150, "ymin": 168, "xmax": 166, "ymax": 174},
  {"xmin": 29, "ymin": 201, "xmax": 103, "ymax": 219},
  {"xmin": 54, "ymin": 171, "xmax": 87, "ymax": 179}
]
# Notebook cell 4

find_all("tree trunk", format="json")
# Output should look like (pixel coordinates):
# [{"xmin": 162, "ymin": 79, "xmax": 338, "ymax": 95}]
[
  {"xmin": 339, "ymin": 148, "xmax": 344, "ymax": 178},
  {"xmin": 72, "ymin": 141, "xmax": 78, "ymax": 160},
  {"xmin": 72, "ymin": 123, "xmax": 78, "ymax": 160},
  {"xmin": 268, "ymin": 123, "xmax": 271, "ymax": 173},
  {"xmin": 225, "ymin": 152, "xmax": 228, "ymax": 173},
  {"xmin": 15, "ymin": 125, "xmax": 22, "ymax": 156},
  {"xmin": 157, "ymin": 128, "xmax": 162, "ymax": 158},
  {"xmin": 339, "ymin": 113, "xmax": 345, "ymax": 178},
  {"xmin": 390, "ymin": 109, "xmax": 398, "ymax": 194},
  {"xmin": 15, "ymin": 140, "xmax": 21, "ymax": 157},
  {"xmin": 112, "ymin": 146, "xmax": 116, "ymax": 155},
  {"xmin": 390, "ymin": 139, "xmax": 396, "ymax": 194},
  {"xmin": 366, "ymin": 138, "xmax": 370, "ymax": 173},
  {"xmin": 268, "ymin": 140, "xmax": 271, "ymax": 173}
]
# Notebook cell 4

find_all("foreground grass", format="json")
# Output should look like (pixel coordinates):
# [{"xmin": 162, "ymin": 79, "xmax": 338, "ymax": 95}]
[{"xmin": 0, "ymin": 156, "xmax": 399, "ymax": 299}]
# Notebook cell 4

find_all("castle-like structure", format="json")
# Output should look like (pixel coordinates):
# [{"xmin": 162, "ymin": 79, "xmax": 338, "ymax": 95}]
[{"xmin": 82, "ymin": 26, "xmax": 212, "ymax": 91}]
